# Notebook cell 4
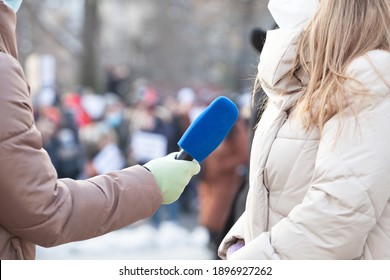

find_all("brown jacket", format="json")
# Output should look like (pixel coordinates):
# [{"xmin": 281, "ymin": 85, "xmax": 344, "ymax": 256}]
[
  {"xmin": 198, "ymin": 117, "xmax": 249, "ymax": 234},
  {"xmin": 0, "ymin": 3, "xmax": 162, "ymax": 260}
]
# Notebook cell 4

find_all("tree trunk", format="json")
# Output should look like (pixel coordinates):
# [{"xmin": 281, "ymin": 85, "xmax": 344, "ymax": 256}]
[{"xmin": 80, "ymin": 0, "xmax": 101, "ymax": 92}]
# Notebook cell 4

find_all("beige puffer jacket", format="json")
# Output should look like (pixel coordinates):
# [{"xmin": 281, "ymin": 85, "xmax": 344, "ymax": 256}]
[
  {"xmin": 0, "ymin": 3, "xmax": 162, "ymax": 260},
  {"xmin": 219, "ymin": 0, "xmax": 390, "ymax": 259}
]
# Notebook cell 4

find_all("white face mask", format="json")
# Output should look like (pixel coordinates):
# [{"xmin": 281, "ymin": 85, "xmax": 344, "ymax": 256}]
[
  {"xmin": 268, "ymin": 0, "xmax": 319, "ymax": 28},
  {"xmin": 3, "ymin": 0, "xmax": 23, "ymax": 13}
]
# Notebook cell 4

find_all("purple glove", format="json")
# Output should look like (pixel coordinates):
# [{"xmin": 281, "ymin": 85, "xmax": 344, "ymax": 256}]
[{"xmin": 226, "ymin": 240, "xmax": 245, "ymax": 259}]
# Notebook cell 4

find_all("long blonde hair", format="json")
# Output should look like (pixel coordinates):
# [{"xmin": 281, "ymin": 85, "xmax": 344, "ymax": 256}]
[{"xmin": 256, "ymin": 0, "xmax": 390, "ymax": 132}]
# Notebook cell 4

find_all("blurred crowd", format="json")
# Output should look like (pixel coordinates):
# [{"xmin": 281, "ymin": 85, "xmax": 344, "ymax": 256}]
[{"xmin": 33, "ymin": 75, "xmax": 252, "ymax": 259}]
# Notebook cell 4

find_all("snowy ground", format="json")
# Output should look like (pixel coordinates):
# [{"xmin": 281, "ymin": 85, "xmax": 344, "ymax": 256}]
[{"xmin": 36, "ymin": 213, "xmax": 214, "ymax": 260}]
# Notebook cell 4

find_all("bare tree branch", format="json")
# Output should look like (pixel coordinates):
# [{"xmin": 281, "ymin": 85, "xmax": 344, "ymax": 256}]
[{"xmin": 22, "ymin": 1, "xmax": 83, "ymax": 56}]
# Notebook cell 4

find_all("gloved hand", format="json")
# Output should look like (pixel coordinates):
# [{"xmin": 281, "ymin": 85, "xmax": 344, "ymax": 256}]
[{"xmin": 144, "ymin": 152, "xmax": 200, "ymax": 204}]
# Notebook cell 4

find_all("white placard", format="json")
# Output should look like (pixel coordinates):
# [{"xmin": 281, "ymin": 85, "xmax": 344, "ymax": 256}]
[{"xmin": 131, "ymin": 131, "xmax": 168, "ymax": 162}]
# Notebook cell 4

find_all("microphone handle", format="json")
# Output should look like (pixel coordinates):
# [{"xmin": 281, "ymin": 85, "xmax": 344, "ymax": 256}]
[{"xmin": 176, "ymin": 149, "xmax": 194, "ymax": 161}]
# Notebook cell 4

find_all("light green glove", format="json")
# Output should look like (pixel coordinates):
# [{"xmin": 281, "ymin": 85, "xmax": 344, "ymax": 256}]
[{"xmin": 144, "ymin": 152, "xmax": 201, "ymax": 204}]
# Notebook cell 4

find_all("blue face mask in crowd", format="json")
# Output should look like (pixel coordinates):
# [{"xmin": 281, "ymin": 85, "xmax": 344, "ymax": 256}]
[
  {"xmin": 3, "ymin": 0, "xmax": 23, "ymax": 13},
  {"xmin": 105, "ymin": 111, "xmax": 123, "ymax": 128}
]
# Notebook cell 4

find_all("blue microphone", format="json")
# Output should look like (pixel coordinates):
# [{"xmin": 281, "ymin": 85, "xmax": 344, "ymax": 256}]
[{"xmin": 176, "ymin": 96, "xmax": 239, "ymax": 162}]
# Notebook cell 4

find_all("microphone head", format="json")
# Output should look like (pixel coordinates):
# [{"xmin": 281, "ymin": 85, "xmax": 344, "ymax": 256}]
[{"xmin": 178, "ymin": 96, "xmax": 239, "ymax": 162}]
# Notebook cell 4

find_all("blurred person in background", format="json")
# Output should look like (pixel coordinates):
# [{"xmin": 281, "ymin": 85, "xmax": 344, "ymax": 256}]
[
  {"xmin": 62, "ymin": 91, "xmax": 92, "ymax": 129},
  {"xmin": 36, "ymin": 104, "xmax": 84, "ymax": 179},
  {"xmin": 79, "ymin": 121, "xmax": 126, "ymax": 177},
  {"xmin": 197, "ymin": 101, "xmax": 250, "ymax": 259},
  {"xmin": 105, "ymin": 64, "xmax": 131, "ymax": 102},
  {"xmin": 102, "ymin": 92, "xmax": 130, "ymax": 163},
  {"xmin": 0, "ymin": 1, "xmax": 200, "ymax": 260},
  {"xmin": 127, "ymin": 83, "xmax": 181, "ymax": 229},
  {"xmin": 219, "ymin": 0, "xmax": 390, "ymax": 260}
]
